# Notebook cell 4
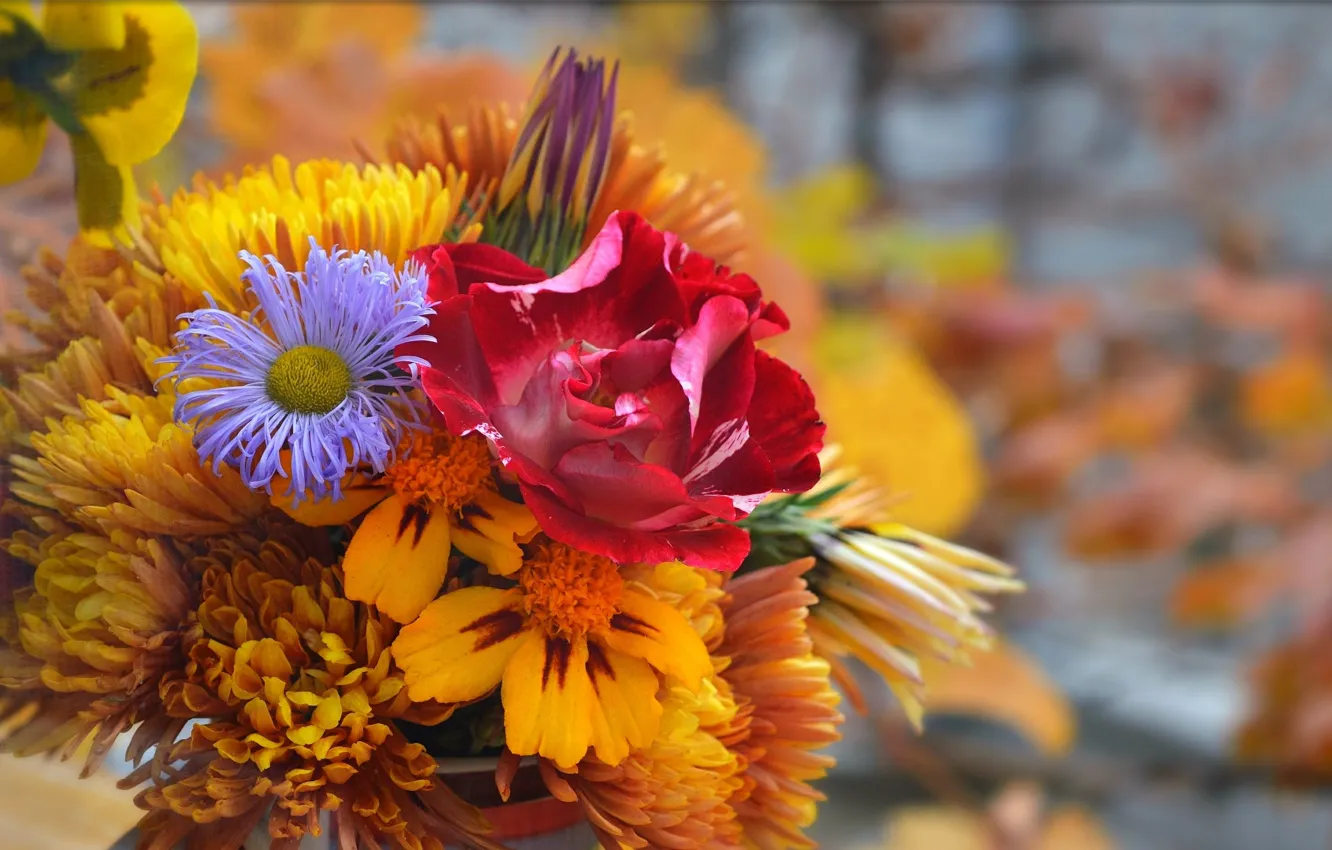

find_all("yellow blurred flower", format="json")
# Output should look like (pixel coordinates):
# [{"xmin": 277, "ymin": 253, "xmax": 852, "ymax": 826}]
[
  {"xmin": 0, "ymin": 1, "xmax": 197, "ymax": 231},
  {"xmin": 202, "ymin": 3, "xmax": 535, "ymax": 168},
  {"xmin": 813, "ymin": 316, "xmax": 985, "ymax": 536}
]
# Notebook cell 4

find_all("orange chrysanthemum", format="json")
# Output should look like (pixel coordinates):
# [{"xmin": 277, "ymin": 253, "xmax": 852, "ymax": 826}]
[
  {"xmin": 549, "ymin": 559, "xmax": 843, "ymax": 850},
  {"xmin": 719, "ymin": 559, "xmax": 843, "ymax": 850},
  {"xmin": 131, "ymin": 537, "xmax": 502, "ymax": 850},
  {"xmin": 1238, "ymin": 630, "xmax": 1332, "ymax": 784}
]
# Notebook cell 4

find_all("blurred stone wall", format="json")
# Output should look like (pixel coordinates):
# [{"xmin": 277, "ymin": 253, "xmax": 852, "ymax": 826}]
[{"xmin": 383, "ymin": 2, "xmax": 1332, "ymax": 288}]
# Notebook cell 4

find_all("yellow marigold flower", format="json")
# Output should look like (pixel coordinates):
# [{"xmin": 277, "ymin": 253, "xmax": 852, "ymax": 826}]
[
  {"xmin": 328, "ymin": 428, "xmax": 537, "ymax": 623},
  {"xmin": 393, "ymin": 540, "xmax": 711, "ymax": 770},
  {"xmin": 720, "ymin": 558, "xmax": 843, "ymax": 850},
  {"xmin": 135, "ymin": 537, "xmax": 499, "ymax": 850},
  {"xmin": 548, "ymin": 560, "xmax": 746, "ymax": 850}
]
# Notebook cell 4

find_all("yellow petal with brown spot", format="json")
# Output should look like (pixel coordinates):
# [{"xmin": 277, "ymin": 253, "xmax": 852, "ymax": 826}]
[
  {"xmin": 393, "ymin": 586, "xmax": 528, "ymax": 704},
  {"xmin": 502, "ymin": 633, "xmax": 595, "ymax": 770},
  {"xmin": 343, "ymin": 493, "xmax": 453, "ymax": 624},
  {"xmin": 452, "ymin": 489, "xmax": 539, "ymax": 577},
  {"xmin": 584, "ymin": 640, "xmax": 662, "ymax": 767},
  {"xmin": 602, "ymin": 589, "xmax": 711, "ymax": 690}
]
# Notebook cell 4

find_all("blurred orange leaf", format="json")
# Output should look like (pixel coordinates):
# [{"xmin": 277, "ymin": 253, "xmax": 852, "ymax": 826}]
[
  {"xmin": 1240, "ymin": 343, "xmax": 1332, "ymax": 436},
  {"xmin": 1064, "ymin": 449, "xmax": 1300, "ymax": 560},
  {"xmin": 1038, "ymin": 807, "xmax": 1117, "ymax": 850},
  {"xmin": 1096, "ymin": 365, "xmax": 1196, "ymax": 450},
  {"xmin": 991, "ymin": 412, "xmax": 1102, "ymax": 504},
  {"xmin": 1169, "ymin": 557, "xmax": 1279, "ymax": 629},
  {"xmin": 920, "ymin": 641, "xmax": 1076, "ymax": 757},
  {"xmin": 1190, "ymin": 264, "xmax": 1326, "ymax": 340}
]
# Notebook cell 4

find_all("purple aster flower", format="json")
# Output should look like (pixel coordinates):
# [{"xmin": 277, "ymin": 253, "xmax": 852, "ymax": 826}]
[{"xmin": 163, "ymin": 239, "xmax": 433, "ymax": 502}]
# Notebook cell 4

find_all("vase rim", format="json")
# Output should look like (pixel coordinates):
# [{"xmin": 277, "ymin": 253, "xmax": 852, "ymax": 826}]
[{"xmin": 434, "ymin": 754, "xmax": 538, "ymax": 775}]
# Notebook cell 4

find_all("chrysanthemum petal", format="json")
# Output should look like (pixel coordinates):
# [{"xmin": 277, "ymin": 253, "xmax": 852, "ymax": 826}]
[
  {"xmin": 502, "ymin": 633, "xmax": 595, "ymax": 770},
  {"xmin": 343, "ymin": 493, "xmax": 453, "ymax": 624},
  {"xmin": 602, "ymin": 589, "xmax": 711, "ymax": 689},
  {"xmin": 393, "ymin": 586, "xmax": 527, "ymax": 704}
]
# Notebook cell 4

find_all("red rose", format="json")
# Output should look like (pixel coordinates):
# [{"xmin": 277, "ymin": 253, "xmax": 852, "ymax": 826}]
[{"xmin": 403, "ymin": 211, "xmax": 824, "ymax": 570}]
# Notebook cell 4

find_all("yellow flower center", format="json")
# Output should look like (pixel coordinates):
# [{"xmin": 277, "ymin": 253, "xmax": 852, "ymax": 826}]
[
  {"xmin": 265, "ymin": 345, "xmax": 352, "ymax": 415},
  {"xmin": 519, "ymin": 540, "xmax": 624, "ymax": 638},
  {"xmin": 385, "ymin": 430, "xmax": 494, "ymax": 508}
]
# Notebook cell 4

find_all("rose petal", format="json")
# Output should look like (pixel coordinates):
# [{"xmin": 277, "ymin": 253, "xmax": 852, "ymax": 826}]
[
  {"xmin": 551, "ymin": 441, "xmax": 736, "ymax": 529},
  {"xmin": 469, "ymin": 211, "xmax": 686, "ymax": 403},
  {"xmin": 748, "ymin": 349, "xmax": 825, "ymax": 493},
  {"xmin": 520, "ymin": 479, "xmax": 752, "ymax": 571},
  {"xmin": 409, "ymin": 242, "xmax": 546, "ymax": 302}
]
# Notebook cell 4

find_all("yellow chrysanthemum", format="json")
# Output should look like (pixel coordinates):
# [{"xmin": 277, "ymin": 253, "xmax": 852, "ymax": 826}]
[
  {"xmin": 554, "ymin": 678, "xmax": 746, "ymax": 850},
  {"xmin": 143, "ymin": 156, "xmax": 481, "ymax": 313},
  {"xmin": 9, "ymin": 388, "xmax": 267, "ymax": 537}
]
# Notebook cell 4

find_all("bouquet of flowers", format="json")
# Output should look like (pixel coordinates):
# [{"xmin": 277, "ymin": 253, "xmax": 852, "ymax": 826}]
[{"xmin": 0, "ymin": 5, "xmax": 1020, "ymax": 848}]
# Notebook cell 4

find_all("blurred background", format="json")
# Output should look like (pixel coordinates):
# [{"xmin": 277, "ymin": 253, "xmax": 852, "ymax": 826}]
[{"xmin": 4, "ymin": 3, "xmax": 1332, "ymax": 849}]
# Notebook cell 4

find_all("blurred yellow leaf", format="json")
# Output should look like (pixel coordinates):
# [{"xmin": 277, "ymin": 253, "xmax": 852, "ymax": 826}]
[
  {"xmin": 875, "ymin": 806, "xmax": 988, "ymax": 850},
  {"xmin": 870, "ymin": 801, "xmax": 1114, "ymax": 850},
  {"xmin": 1038, "ymin": 807, "xmax": 1116, "ymax": 850},
  {"xmin": 814, "ymin": 316, "xmax": 983, "ymax": 536},
  {"xmin": 767, "ymin": 165, "xmax": 891, "ymax": 282},
  {"xmin": 603, "ymin": 2, "xmax": 710, "ymax": 68},
  {"xmin": 920, "ymin": 641, "xmax": 1076, "ymax": 757},
  {"xmin": 877, "ymin": 226, "xmax": 1011, "ymax": 291}
]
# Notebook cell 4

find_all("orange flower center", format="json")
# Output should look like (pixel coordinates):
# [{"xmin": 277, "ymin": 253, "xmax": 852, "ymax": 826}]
[
  {"xmin": 384, "ymin": 430, "xmax": 494, "ymax": 508},
  {"xmin": 519, "ymin": 540, "xmax": 624, "ymax": 638}
]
